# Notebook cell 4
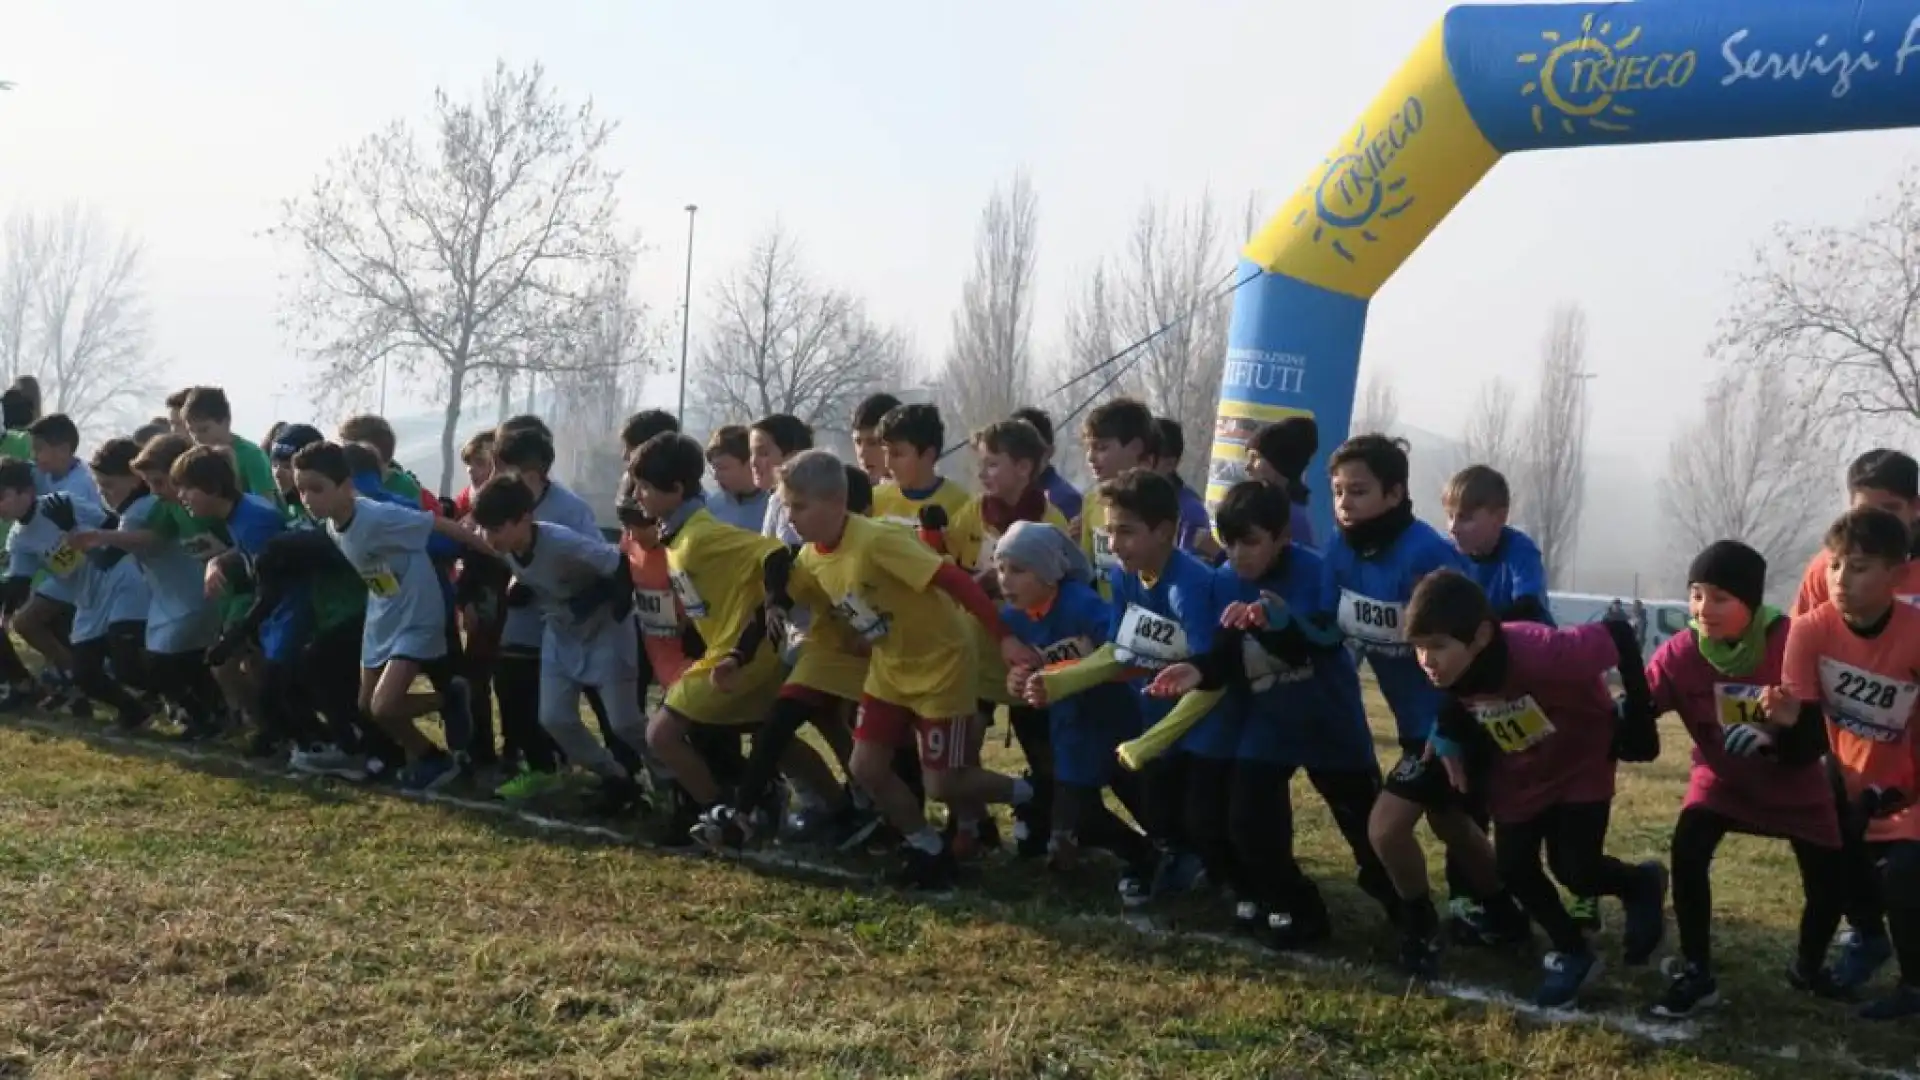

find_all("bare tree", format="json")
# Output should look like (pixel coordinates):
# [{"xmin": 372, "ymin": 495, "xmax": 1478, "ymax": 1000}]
[
  {"xmin": 1515, "ymin": 304, "xmax": 1592, "ymax": 588},
  {"xmin": 549, "ymin": 260, "xmax": 656, "ymax": 506},
  {"xmin": 272, "ymin": 61, "xmax": 631, "ymax": 492},
  {"xmin": 942, "ymin": 172, "xmax": 1039, "ymax": 438},
  {"xmin": 1720, "ymin": 168, "xmax": 1920, "ymax": 430},
  {"xmin": 1659, "ymin": 361, "xmax": 1834, "ymax": 595},
  {"xmin": 1352, "ymin": 369, "xmax": 1400, "ymax": 436},
  {"xmin": 692, "ymin": 225, "xmax": 910, "ymax": 436},
  {"xmin": 1459, "ymin": 376, "xmax": 1521, "ymax": 477},
  {"xmin": 1109, "ymin": 192, "xmax": 1234, "ymax": 488},
  {"xmin": 0, "ymin": 206, "xmax": 155, "ymax": 428}
]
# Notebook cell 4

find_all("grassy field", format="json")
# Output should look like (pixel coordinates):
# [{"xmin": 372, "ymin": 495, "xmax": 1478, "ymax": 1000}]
[{"xmin": 0, "ymin": 689, "xmax": 1916, "ymax": 1079}]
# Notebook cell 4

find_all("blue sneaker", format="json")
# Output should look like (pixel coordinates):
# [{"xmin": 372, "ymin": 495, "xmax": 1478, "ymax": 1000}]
[
  {"xmin": 1833, "ymin": 929, "xmax": 1893, "ymax": 991},
  {"xmin": 1151, "ymin": 851, "xmax": 1205, "ymax": 897},
  {"xmin": 399, "ymin": 754, "xmax": 461, "ymax": 793},
  {"xmin": 1622, "ymin": 861, "xmax": 1668, "ymax": 965},
  {"xmin": 1534, "ymin": 950, "xmax": 1604, "ymax": 1009},
  {"xmin": 1858, "ymin": 983, "xmax": 1920, "ymax": 1021}
]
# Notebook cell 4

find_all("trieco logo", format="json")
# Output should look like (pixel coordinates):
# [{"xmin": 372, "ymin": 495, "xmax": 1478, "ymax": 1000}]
[
  {"xmin": 1517, "ymin": 12, "xmax": 1696, "ymax": 136},
  {"xmin": 1293, "ymin": 96, "xmax": 1422, "ymax": 264}
]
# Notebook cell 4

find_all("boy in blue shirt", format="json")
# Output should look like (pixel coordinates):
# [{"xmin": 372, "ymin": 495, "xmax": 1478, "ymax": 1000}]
[
  {"xmin": 293, "ymin": 440, "xmax": 486, "ymax": 791},
  {"xmin": 1152, "ymin": 417, "xmax": 1219, "ymax": 560},
  {"xmin": 1444, "ymin": 466, "xmax": 1553, "ymax": 625},
  {"xmin": 1031, "ymin": 468, "xmax": 1218, "ymax": 902},
  {"xmin": 997, "ymin": 519, "xmax": 1153, "ymax": 892},
  {"xmin": 0, "ymin": 457, "xmax": 106, "ymax": 712},
  {"xmin": 1149, "ymin": 481, "xmax": 1395, "ymax": 948},
  {"xmin": 1322, "ymin": 435, "xmax": 1527, "ymax": 975}
]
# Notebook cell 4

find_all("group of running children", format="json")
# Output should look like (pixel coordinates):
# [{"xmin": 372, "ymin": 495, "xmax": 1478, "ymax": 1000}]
[{"xmin": 1, "ymin": 373, "xmax": 1916, "ymax": 1023}]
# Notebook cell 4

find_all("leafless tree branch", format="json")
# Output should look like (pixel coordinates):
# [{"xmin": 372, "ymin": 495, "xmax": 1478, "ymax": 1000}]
[
  {"xmin": 1514, "ymin": 303, "xmax": 1592, "ymax": 588},
  {"xmin": 940, "ymin": 171, "xmax": 1039, "ymax": 439},
  {"xmin": 271, "ymin": 60, "xmax": 640, "ymax": 491}
]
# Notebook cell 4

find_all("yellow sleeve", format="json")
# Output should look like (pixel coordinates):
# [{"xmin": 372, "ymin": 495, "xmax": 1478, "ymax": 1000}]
[
  {"xmin": 1040, "ymin": 642, "xmax": 1128, "ymax": 701},
  {"xmin": 866, "ymin": 519, "xmax": 947, "ymax": 594},
  {"xmin": 788, "ymin": 559, "xmax": 833, "ymax": 618},
  {"xmin": 1117, "ymin": 689, "xmax": 1227, "ymax": 771}
]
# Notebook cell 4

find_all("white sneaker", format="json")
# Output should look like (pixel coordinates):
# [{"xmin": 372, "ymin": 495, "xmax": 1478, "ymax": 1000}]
[{"xmin": 290, "ymin": 744, "xmax": 368, "ymax": 781}]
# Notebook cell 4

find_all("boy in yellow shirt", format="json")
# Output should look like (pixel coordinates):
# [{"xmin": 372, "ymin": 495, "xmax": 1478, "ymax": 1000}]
[
  {"xmin": 629, "ymin": 433, "xmax": 839, "ymax": 839},
  {"xmin": 776, "ymin": 449, "xmax": 1044, "ymax": 887}
]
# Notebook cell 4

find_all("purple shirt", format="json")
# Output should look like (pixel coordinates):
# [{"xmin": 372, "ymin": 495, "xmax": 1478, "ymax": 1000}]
[
  {"xmin": 1447, "ymin": 622, "xmax": 1620, "ymax": 824},
  {"xmin": 1173, "ymin": 479, "xmax": 1211, "ymax": 554},
  {"xmin": 1039, "ymin": 466, "xmax": 1082, "ymax": 525}
]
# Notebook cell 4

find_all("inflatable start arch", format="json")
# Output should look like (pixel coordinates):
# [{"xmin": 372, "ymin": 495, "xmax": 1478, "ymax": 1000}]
[{"xmin": 1207, "ymin": 1, "xmax": 1920, "ymax": 539}]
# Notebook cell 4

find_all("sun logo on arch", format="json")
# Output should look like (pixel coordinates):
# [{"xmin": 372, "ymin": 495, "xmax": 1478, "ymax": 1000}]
[
  {"xmin": 1516, "ymin": 13, "xmax": 1651, "ymax": 136},
  {"xmin": 1294, "ymin": 113, "xmax": 1419, "ymax": 265}
]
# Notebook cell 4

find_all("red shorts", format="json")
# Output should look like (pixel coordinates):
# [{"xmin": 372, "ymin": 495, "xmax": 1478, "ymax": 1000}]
[{"xmin": 855, "ymin": 695, "xmax": 981, "ymax": 771}]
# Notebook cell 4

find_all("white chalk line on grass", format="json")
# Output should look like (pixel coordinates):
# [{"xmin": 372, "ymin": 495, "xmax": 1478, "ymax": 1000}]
[{"xmin": 12, "ymin": 717, "xmax": 1918, "ymax": 1078}]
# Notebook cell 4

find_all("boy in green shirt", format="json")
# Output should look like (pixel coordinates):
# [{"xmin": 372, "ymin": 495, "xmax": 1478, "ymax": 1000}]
[{"xmin": 183, "ymin": 387, "xmax": 278, "ymax": 503}]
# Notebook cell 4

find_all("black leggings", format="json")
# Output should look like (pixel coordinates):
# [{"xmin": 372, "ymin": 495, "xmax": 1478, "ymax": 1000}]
[
  {"xmin": 260, "ymin": 655, "xmax": 328, "ymax": 748},
  {"xmin": 1229, "ymin": 760, "xmax": 1391, "ymax": 918},
  {"xmin": 1008, "ymin": 704, "xmax": 1054, "ymax": 834},
  {"xmin": 1140, "ymin": 752, "xmax": 1193, "ymax": 850},
  {"xmin": 1670, "ymin": 805, "xmax": 1847, "ymax": 974},
  {"xmin": 734, "ymin": 692, "xmax": 923, "ymax": 814},
  {"xmin": 1494, "ymin": 801, "xmax": 1641, "ymax": 954},
  {"xmin": 493, "ymin": 650, "xmax": 559, "ymax": 772},
  {"xmin": 0, "ymin": 631, "xmax": 32, "ymax": 685},
  {"xmin": 302, "ymin": 617, "xmax": 404, "ymax": 762},
  {"xmin": 1054, "ymin": 779, "xmax": 1155, "ymax": 871},
  {"xmin": 146, "ymin": 649, "xmax": 224, "ymax": 722},
  {"xmin": 70, "ymin": 622, "xmax": 149, "ymax": 713}
]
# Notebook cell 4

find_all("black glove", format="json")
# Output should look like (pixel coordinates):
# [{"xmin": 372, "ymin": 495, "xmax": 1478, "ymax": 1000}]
[
  {"xmin": 40, "ymin": 493, "xmax": 76, "ymax": 532},
  {"xmin": 605, "ymin": 555, "xmax": 635, "ymax": 623},
  {"xmin": 763, "ymin": 545, "xmax": 796, "ymax": 608},
  {"xmin": 917, "ymin": 504, "xmax": 949, "ymax": 532},
  {"xmin": 506, "ymin": 579, "xmax": 534, "ymax": 608},
  {"xmin": 214, "ymin": 550, "xmax": 255, "ymax": 594},
  {"xmin": 99, "ymin": 511, "xmax": 120, "ymax": 531},
  {"xmin": 1862, "ymin": 786, "xmax": 1909, "ymax": 820},
  {"xmin": 436, "ymin": 493, "xmax": 457, "ymax": 517}
]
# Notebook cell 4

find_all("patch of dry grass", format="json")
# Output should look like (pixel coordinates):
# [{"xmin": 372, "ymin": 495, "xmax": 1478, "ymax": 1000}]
[{"xmin": 0, "ymin": 687, "xmax": 1913, "ymax": 1079}]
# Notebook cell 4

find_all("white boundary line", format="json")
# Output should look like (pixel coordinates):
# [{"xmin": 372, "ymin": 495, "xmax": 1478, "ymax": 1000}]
[{"xmin": 8, "ymin": 717, "xmax": 1918, "ymax": 1079}]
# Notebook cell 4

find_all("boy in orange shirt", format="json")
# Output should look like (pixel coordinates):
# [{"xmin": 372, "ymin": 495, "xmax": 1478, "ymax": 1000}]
[
  {"xmin": 1777, "ymin": 507, "xmax": 1920, "ymax": 1019},
  {"xmin": 1790, "ymin": 449, "xmax": 1920, "ymax": 615}
]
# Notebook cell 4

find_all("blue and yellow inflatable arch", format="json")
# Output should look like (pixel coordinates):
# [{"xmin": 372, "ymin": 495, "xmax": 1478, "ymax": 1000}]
[{"xmin": 1209, "ymin": 2, "xmax": 1920, "ymax": 538}]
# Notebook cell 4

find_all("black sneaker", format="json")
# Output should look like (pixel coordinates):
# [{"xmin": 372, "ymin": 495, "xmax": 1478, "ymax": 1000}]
[
  {"xmin": 892, "ymin": 843, "xmax": 956, "ymax": 890},
  {"xmin": 244, "ymin": 730, "xmax": 284, "ymax": 759},
  {"xmin": 1648, "ymin": 959, "xmax": 1719, "ymax": 1018},
  {"xmin": 588, "ymin": 775, "xmax": 645, "ymax": 818},
  {"xmin": 1359, "ymin": 869, "xmax": 1401, "ymax": 926},
  {"xmin": 1398, "ymin": 930, "xmax": 1441, "ymax": 980},
  {"xmin": 1859, "ymin": 983, "xmax": 1920, "ymax": 1021},
  {"xmin": 828, "ymin": 804, "xmax": 883, "ymax": 853},
  {"xmin": 689, "ymin": 805, "xmax": 753, "ymax": 852},
  {"xmin": 1118, "ymin": 863, "xmax": 1155, "ymax": 909},
  {"xmin": 1622, "ymin": 861, "xmax": 1669, "ymax": 966},
  {"xmin": 113, "ymin": 702, "xmax": 153, "ymax": 732},
  {"xmin": 1786, "ymin": 960, "xmax": 1852, "ymax": 1001},
  {"xmin": 1267, "ymin": 908, "xmax": 1332, "ymax": 951}
]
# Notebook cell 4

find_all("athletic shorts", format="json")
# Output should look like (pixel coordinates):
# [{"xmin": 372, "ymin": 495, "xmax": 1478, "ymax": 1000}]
[
  {"xmin": 1381, "ymin": 750, "xmax": 1486, "ymax": 816},
  {"xmin": 855, "ymin": 694, "xmax": 983, "ymax": 772}
]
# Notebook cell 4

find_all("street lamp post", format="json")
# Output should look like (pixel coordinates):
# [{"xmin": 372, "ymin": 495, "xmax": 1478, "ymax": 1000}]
[{"xmin": 677, "ymin": 204, "xmax": 698, "ymax": 421}]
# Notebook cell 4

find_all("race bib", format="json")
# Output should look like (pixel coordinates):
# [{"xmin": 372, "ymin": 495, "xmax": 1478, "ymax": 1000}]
[
  {"xmin": 1818, "ymin": 657, "xmax": 1920, "ymax": 744},
  {"xmin": 1712, "ymin": 682, "xmax": 1767, "ymax": 727},
  {"xmin": 634, "ymin": 588, "xmax": 679, "ymax": 638},
  {"xmin": 1471, "ymin": 695, "xmax": 1556, "ymax": 754},
  {"xmin": 1338, "ymin": 589, "xmax": 1405, "ymax": 651},
  {"xmin": 669, "ymin": 569, "xmax": 708, "ymax": 619},
  {"xmin": 45, "ymin": 541, "xmax": 83, "ymax": 579},
  {"xmin": 1113, "ymin": 605, "xmax": 1189, "ymax": 669},
  {"xmin": 361, "ymin": 563, "xmax": 400, "ymax": 598},
  {"xmin": 1090, "ymin": 529, "xmax": 1121, "ymax": 572},
  {"xmin": 1040, "ymin": 635, "xmax": 1094, "ymax": 666},
  {"xmin": 833, "ymin": 591, "xmax": 889, "ymax": 643},
  {"xmin": 179, "ymin": 533, "xmax": 230, "ymax": 561}
]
